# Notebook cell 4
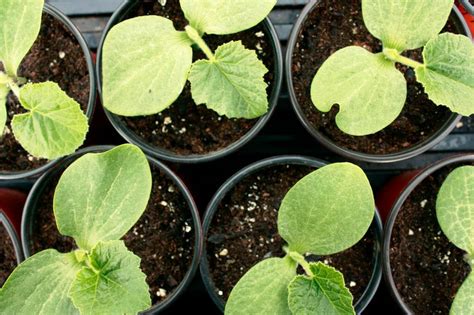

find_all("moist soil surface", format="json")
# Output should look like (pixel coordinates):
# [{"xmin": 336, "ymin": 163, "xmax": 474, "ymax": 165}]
[
  {"xmin": 30, "ymin": 165, "xmax": 195, "ymax": 305},
  {"xmin": 119, "ymin": 0, "xmax": 275, "ymax": 156},
  {"xmin": 206, "ymin": 164, "xmax": 377, "ymax": 303},
  {"xmin": 0, "ymin": 13, "xmax": 90, "ymax": 173},
  {"xmin": 0, "ymin": 223, "xmax": 17, "ymax": 286},
  {"xmin": 390, "ymin": 163, "xmax": 473, "ymax": 314},
  {"xmin": 291, "ymin": 0, "xmax": 460, "ymax": 155}
]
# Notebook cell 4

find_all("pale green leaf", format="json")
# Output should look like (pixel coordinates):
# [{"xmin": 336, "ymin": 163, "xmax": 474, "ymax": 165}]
[
  {"xmin": 69, "ymin": 240, "xmax": 151, "ymax": 315},
  {"xmin": 180, "ymin": 0, "xmax": 276, "ymax": 35},
  {"xmin": 0, "ymin": 250, "xmax": 81, "ymax": 315},
  {"xmin": 0, "ymin": 0, "xmax": 44, "ymax": 77},
  {"xmin": 416, "ymin": 33, "xmax": 474, "ymax": 116},
  {"xmin": 436, "ymin": 165, "xmax": 474, "ymax": 254},
  {"xmin": 362, "ymin": 0, "xmax": 453, "ymax": 50},
  {"xmin": 54, "ymin": 144, "xmax": 152, "ymax": 250},
  {"xmin": 189, "ymin": 41, "xmax": 268, "ymax": 119},
  {"xmin": 278, "ymin": 163, "xmax": 375, "ymax": 255},
  {"xmin": 311, "ymin": 46, "xmax": 406, "ymax": 136},
  {"xmin": 0, "ymin": 83, "xmax": 8, "ymax": 134},
  {"xmin": 11, "ymin": 82, "xmax": 89, "ymax": 159},
  {"xmin": 450, "ymin": 273, "xmax": 474, "ymax": 315},
  {"xmin": 102, "ymin": 16, "xmax": 193, "ymax": 116},
  {"xmin": 288, "ymin": 262, "xmax": 355, "ymax": 315},
  {"xmin": 225, "ymin": 257, "xmax": 297, "ymax": 315}
]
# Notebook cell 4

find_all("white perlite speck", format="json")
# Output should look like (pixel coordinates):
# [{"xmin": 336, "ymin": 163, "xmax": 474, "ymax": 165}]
[
  {"xmin": 59, "ymin": 51, "xmax": 66, "ymax": 59},
  {"xmin": 219, "ymin": 249, "xmax": 228, "ymax": 256},
  {"xmin": 408, "ymin": 229, "xmax": 414, "ymax": 236},
  {"xmin": 349, "ymin": 281, "xmax": 356, "ymax": 287},
  {"xmin": 156, "ymin": 288, "xmax": 167, "ymax": 297},
  {"xmin": 420, "ymin": 199, "xmax": 428, "ymax": 208}
]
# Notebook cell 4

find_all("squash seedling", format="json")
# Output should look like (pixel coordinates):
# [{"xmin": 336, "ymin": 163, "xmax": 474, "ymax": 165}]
[
  {"xmin": 0, "ymin": 0, "xmax": 88, "ymax": 160},
  {"xmin": 311, "ymin": 0, "xmax": 474, "ymax": 136},
  {"xmin": 0, "ymin": 144, "xmax": 153, "ymax": 314},
  {"xmin": 225, "ymin": 163, "xmax": 375, "ymax": 315},
  {"xmin": 436, "ymin": 165, "xmax": 474, "ymax": 314},
  {"xmin": 102, "ymin": 0, "xmax": 276, "ymax": 119}
]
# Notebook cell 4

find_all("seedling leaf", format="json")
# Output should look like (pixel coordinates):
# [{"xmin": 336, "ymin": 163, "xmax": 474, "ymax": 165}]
[
  {"xmin": 0, "ymin": 250, "xmax": 81, "ymax": 314},
  {"xmin": 287, "ymin": 262, "xmax": 355, "ymax": 315},
  {"xmin": 69, "ymin": 240, "xmax": 151, "ymax": 315},
  {"xmin": 10, "ymin": 82, "xmax": 89, "ymax": 159},
  {"xmin": 450, "ymin": 273, "xmax": 474, "ymax": 315},
  {"xmin": 225, "ymin": 257, "xmax": 297, "ymax": 315},
  {"xmin": 102, "ymin": 16, "xmax": 193, "ymax": 116},
  {"xmin": 0, "ymin": 84, "xmax": 8, "ymax": 134},
  {"xmin": 180, "ymin": 0, "xmax": 276, "ymax": 35},
  {"xmin": 278, "ymin": 163, "xmax": 375, "ymax": 255},
  {"xmin": 362, "ymin": 0, "xmax": 453, "ymax": 50},
  {"xmin": 416, "ymin": 33, "xmax": 474, "ymax": 117},
  {"xmin": 311, "ymin": 46, "xmax": 406, "ymax": 136},
  {"xmin": 54, "ymin": 144, "xmax": 152, "ymax": 250}
]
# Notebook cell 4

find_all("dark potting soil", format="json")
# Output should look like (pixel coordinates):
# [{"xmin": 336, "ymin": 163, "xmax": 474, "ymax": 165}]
[
  {"xmin": 0, "ymin": 13, "xmax": 90, "ymax": 173},
  {"xmin": 292, "ymin": 0, "xmax": 460, "ymax": 155},
  {"xmin": 207, "ymin": 164, "xmax": 376, "ymax": 302},
  {"xmin": 0, "ymin": 224, "xmax": 17, "ymax": 287},
  {"xmin": 30, "ymin": 166, "xmax": 194, "ymax": 305},
  {"xmin": 390, "ymin": 163, "xmax": 473, "ymax": 314},
  {"xmin": 119, "ymin": 0, "xmax": 275, "ymax": 156}
]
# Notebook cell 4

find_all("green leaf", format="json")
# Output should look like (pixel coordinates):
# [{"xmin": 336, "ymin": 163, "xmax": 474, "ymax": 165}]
[
  {"xmin": 10, "ymin": 82, "xmax": 89, "ymax": 159},
  {"xmin": 450, "ymin": 273, "xmax": 474, "ymax": 315},
  {"xmin": 54, "ymin": 144, "xmax": 152, "ymax": 250},
  {"xmin": 362, "ymin": 0, "xmax": 453, "ymax": 50},
  {"xmin": 311, "ymin": 46, "xmax": 406, "ymax": 136},
  {"xmin": 288, "ymin": 262, "xmax": 355, "ymax": 315},
  {"xmin": 0, "ymin": 249, "xmax": 81, "ymax": 314},
  {"xmin": 69, "ymin": 240, "xmax": 151, "ymax": 315},
  {"xmin": 278, "ymin": 163, "xmax": 375, "ymax": 256},
  {"xmin": 225, "ymin": 257, "xmax": 297, "ymax": 315},
  {"xmin": 0, "ymin": 0, "xmax": 44, "ymax": 77},
  {"xmin": 102, "ymin": 16, "xmax": 193, "ymax": 116},
  {"xmin": 189, "ymin": 41, "xmax": 268, "ymax": 119},
  {"xmin": 180, "ymin": 0, "xmax": 276, "ymax": 35},
  {"xmin": 0, "ymin": 83, "xmax": 8, "ymax": 134},
  {"xmin": 416, "ymin": 33, "xmax": 474, "ymax": 117},
  {"xmin": 436, "ymin": 165, "xmax": 474, "ymax": 254}
]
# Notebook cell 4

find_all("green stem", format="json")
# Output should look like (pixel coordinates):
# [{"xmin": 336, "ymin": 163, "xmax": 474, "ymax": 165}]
[
  {"xmin": 185, "ymin": 25, "xmax": 215, "ymax": 61},
  {"xmin": 0, "ymin": 71, "xmax": 21, "ymax": 98},
  {"xmin": 383, "ymin": 48, "xmax": 424, "ymax": 69},
  {"xmin": 289, "ymin": 251, "xmax": 314, "ymax": 277},
  {"xmin": 85, "ymin": 256, "xmax": 100, "ymax": 274}
]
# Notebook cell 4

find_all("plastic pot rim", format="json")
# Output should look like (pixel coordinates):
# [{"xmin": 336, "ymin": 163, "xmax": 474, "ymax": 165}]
[{"xmin": 0, "ymin": 212, "xmax": 24, "ymax": 265}]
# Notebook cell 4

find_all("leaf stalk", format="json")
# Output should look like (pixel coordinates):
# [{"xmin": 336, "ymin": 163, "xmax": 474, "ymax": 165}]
[
  {"xmin": 185, "ymin": 25, "xmax": 215, "ymax": 61},
  {"xmin": 383, "ymin": 48, "xmax": 424, "ymax": 69},
  {"xmin": 289, "ymin": 251, "xmax": 314, "ymax": 277}
]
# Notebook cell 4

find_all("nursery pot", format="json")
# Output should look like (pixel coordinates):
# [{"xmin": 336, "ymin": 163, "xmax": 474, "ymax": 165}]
[
  {"xmin": 0, "ymin": 3, "xmax": 96, "ymax": 180},
  {"xmin": 286, "ymin": 0, "xmax": 472, "ymax": 164},
  {"xmin": 21, "ymin": 145, "xmax": 203, "ymax": 314},
  {"xmin": 200, "ymin": 156, "xmax": 383, "ymax": 314},
  {"xmin": 0, "ymin": 188, "xmax": 28, "ymax": 237},
  {"xmin": 0, "ymin": 212, "xmax": 24, "ymax": 286},
  {"xmin": 96, "ymin": 0, "xmax": 283, "ymax": 164},
  {"xmin": 383, "ymin": 154, "xmax": 474, "ymax": 313}
]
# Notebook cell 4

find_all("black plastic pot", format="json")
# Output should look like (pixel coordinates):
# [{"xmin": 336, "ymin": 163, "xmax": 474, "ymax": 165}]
[
  {"xmin": 0, "ymin": 212, "xmax": 24, "ymax": 266},
  {"xmin": 383, "ymin": 154, "xmax": 474, "ymax": 313},
  {"xmin": 21, "ymin": 145, "xmax": 202, "ymax": 314},
  {"xmin": 96, "ymin": 0, "xmax": 283, "ymax": 164},
  {"xmin": 286, "ymin": 0, "xmax": 472, "ymax": 164},
  {"xmin": 0, "ymin": 3, "xmax": 96, "ymax": 181},
  {"xmin": 200, "ymin": 156, "xmax": 383, "ymax": 314}
]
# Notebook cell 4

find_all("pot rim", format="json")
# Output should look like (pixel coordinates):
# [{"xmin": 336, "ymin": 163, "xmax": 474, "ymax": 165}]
[
  {"xmin": 0, "ymin": 212, "xmax": 24, "ymax": 265},
  {"xmin": 200, "ymin": 155, "xmax": 383, "ymax": 314},
  {"xmin": 285, "ymin": 0, "xmax": 472, "ymax": 164},
  {"xmin": 95, "ymin": 0, "xmax": 283, "ymax": 164},
  {"xmin": 20, "ymin": 145, "xmax": 203, "ymax": 314},
  {"xmin": 382, "ymin": 153, "xmax": 474, "ymax": 313}
]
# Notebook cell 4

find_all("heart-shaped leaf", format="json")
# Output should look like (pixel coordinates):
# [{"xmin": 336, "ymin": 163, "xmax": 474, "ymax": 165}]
[{"xmin": 450, "ymin": 273, "xmax": 474, "ymax": 315}]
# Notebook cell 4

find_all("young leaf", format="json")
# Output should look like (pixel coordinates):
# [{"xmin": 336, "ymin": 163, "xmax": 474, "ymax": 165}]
[
  {"xmin": 278, "ymin": 163, "xmax": 375, "ymax": 256},
  {"xmin": 416, "ymin": 33, "xmax": 474, "ymax": 117},
  {"xmin": 180, "ymin": 0, "xmax": 276, "ymax": 35},
  {"xmin": 102, "ymin": 16, "xmax": 193, "ymax": 116},
  {"xmin": 287, "ymin": 262, "xmax": 355, "ymax": 315},
  {"xmin": 189, "ymin": 41, "xmax": 268, "ymax": 119},
  {"xmin": 0, "ymin": 84, "xmax": 8, "ymax": 134},
  {"xmin": 0, "ymin": 250, "xmax": 81, "ymax": 314},
  {"xmin": 436, "ymin": 165, "xmax": 474, "ymax": 254},
  {"xmin": 311, "ymin": 46, "xmax": 406, "ymax": 136},
  {"xmin": 54, "ymin": 144, "xmax": 152, "ymax": 250},
  {"xmin": 450, "ymin": 273, "xmax": 474, "ymax": 315},
  {"xmin": 362, "ymin": 0, "xmax": 453, "ymax": 51},
  {"xmin": 69, "ymin": 240, "xmax": 151, "ymax": 315},
  {"xmin": 0, "ymin": 0, "xmax": 44, "ymax": 76},
  {"xmin": 225, "ymin": 257, "xmax": 297, "ymax": 315},
  {"xmin": 11, "ymin": 82, "xmax": 89, "ymax": 159}
]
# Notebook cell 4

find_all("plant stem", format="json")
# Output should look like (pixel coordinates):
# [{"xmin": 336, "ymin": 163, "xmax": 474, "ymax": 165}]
[
  {"xmin": 86, "ymin": 256, "xmax": 100, "ymax": 274},
  {"xmin": 185, "ymin": 25, "xmax": 215, "ymax": 61},
  {"xmin": 383, "ymin": 48, "xmax": 424, "ymax": 69},
  {"xmin": 0, "ymin": 71, "xmax": 21, "ymax": 98},
  {"xmin": 289, "ymin": 251, "xmax": 314, "ymax": 277}
]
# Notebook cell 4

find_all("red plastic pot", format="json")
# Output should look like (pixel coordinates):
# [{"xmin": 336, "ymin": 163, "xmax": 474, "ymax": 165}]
[{"xmin": 0, "ymin": 188, "xmax": 27, "ymax": 236}]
